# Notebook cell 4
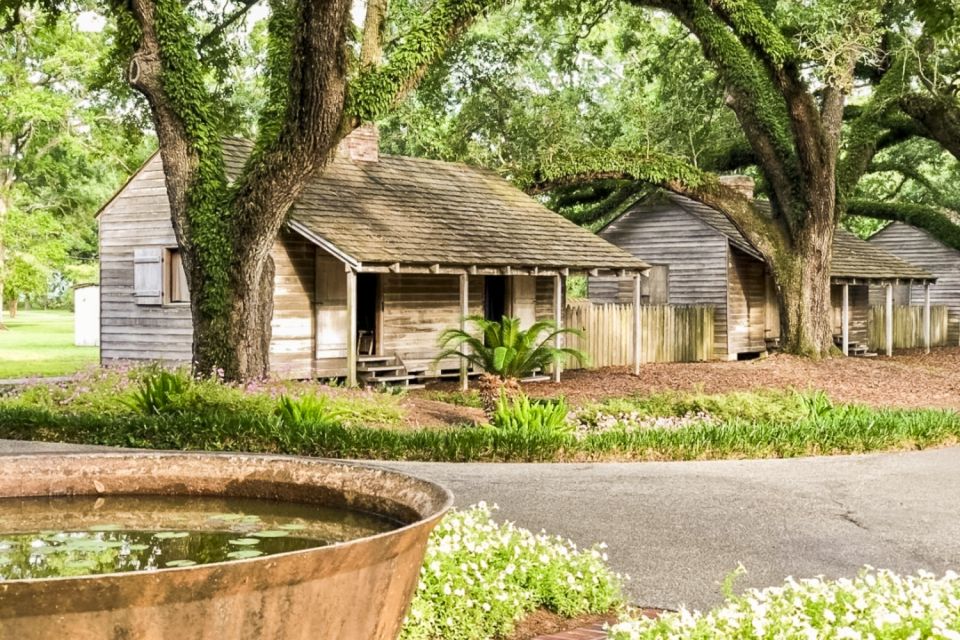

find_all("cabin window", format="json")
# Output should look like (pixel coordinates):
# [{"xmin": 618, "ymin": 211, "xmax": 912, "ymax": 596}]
[{"xmin": 166, "ymin": 249, "xmax": 190, "ymax": 304}]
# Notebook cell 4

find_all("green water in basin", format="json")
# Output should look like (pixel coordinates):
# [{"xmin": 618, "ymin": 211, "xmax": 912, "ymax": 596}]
[{"xmin": 0, "ymin": 494, "xmax": 400, "ymax": 580}]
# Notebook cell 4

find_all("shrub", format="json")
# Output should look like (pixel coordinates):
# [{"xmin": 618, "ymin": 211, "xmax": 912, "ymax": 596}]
[
  {"xmin": 608, "ymin": 568, "xmax": 960, "ymax": 639},
  {"xmin": 401, "ymin": 503, "xmax": 624, "ymax": 640},
  {"xmin": 490, "ymin": 393, "xmax": 572, "ymax": 438}
]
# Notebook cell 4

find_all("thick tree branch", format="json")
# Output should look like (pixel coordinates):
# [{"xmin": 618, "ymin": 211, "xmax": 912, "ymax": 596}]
[
  {"xmin": 360, "ymin": 0, "xmax": 388, "ymax": 66},
  {"xmin": 899, "ymin": 93, "xmax": 960, "ymax": 162},
  {"xmin": 847, "ymin": 198, "xmax": 960, "ymax": 251}
]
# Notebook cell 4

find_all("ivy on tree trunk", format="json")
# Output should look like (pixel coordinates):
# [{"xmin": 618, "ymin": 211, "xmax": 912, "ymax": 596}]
[{"xmin": 115, "ymin": 0, "xmax": 501, "ymax": 380}]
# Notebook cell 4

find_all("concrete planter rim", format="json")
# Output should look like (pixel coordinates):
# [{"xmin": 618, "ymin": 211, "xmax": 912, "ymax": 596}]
[{"xmin": 0, "ymin": 451, "xmax": 454, "ymax": 587}]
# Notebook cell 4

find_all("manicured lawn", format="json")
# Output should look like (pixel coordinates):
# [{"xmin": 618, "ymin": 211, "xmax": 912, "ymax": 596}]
[{"xmin": 0, "ymin": 310, "xmax": 98, "ymax": 379}]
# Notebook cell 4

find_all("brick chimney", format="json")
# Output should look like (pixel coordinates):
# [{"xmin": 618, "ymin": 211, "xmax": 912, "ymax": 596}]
[
  {"xmin": 338, "ymin": 123, "xmax": 379, "ymax": 162},
  {"xmin": 719, "ymin": 174, "xmax": 755, "ymax": 199}
]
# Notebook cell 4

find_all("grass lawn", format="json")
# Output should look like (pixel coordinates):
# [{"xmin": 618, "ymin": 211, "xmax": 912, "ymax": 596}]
[{"xmin": 0, "ymin": 310, "xmax": 99, "ymax": 379}]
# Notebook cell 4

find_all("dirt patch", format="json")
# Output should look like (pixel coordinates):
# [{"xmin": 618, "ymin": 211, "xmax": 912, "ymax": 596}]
[
  {"xmin": 398, "ymin": 396, "xmax": 485, "ymax": 429},
  {"xmin": 505, "ymin": 609, "xmax": 617, "ymax": 640},
  {"xmin": 420, "ymin": 348, "xmax": 960, "ymax": 411}
]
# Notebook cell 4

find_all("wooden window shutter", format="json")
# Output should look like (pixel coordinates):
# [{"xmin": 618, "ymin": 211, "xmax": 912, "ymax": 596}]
[
  {"xmin": 169, "ymin": 250, "xmax": 190, "ymax": 303},
  {"xmin": 134, "ymin": 247, "xmax": 163, "ymax": 305}
]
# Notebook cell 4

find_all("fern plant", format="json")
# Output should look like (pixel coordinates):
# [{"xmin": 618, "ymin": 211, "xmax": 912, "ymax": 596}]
[
  {"xmin": 126, "ymin": 369, "xmax": 191, "ymax": 415},
  {"xmin": 490, "ymin": 393, "xmax": 572, "ymax": 437},
  {"xmin": 275, "ymin": 394, "xmax": 344, "ymax": 429}
]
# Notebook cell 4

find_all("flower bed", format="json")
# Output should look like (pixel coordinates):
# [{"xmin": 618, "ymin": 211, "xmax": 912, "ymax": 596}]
[
  {"xmin": 609, "ymin": 569, "xmax": 960, "ymax": 639},
  {"xmin": 402, "ymin": 504, "xmax": 625, "ymax": 640}
]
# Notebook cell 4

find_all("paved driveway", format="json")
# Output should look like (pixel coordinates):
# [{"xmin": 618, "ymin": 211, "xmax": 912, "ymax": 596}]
[
  {"xmin": 377, "ymin": 449, "xmax": 960, "ymax": 610},
  {"xmin": 4, "ymin": 440, "xmax": 959, "ymax": 610}
]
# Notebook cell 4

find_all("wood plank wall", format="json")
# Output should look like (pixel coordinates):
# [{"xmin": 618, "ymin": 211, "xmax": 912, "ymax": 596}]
[
  {"xmin": 99, "ymin": 155, "xmax": 193, "ymax": 364},
  {"xmin": 868, "ymin": 222, "xmax": 960, "ymax": 346},
  {"xmin": 379, "ymin": 274, "xmax": 484, "ymax": 373},
  {"xmin": 592, "ymin": 204, "xmax": 731, "ymax": 359},
  {"xmin": 726, "ymin": 247, "xmax": 768, "ymax": 355},
  {"xmin": 830, "ymin": 284, "xmax": 869, "ymax": 344},
  {"xmin": 100, "ymin": 154, "xmax": 317, "ymax": 376}
]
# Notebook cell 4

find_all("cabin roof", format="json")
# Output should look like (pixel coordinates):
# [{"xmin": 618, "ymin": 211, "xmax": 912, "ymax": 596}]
[
  {"xmin": 220, "ymin": 139, "xmax": 648, "ymax": 274},
  {"xmin": 611, "ymin": 192, "xmax": 934, "ymax": 283}
]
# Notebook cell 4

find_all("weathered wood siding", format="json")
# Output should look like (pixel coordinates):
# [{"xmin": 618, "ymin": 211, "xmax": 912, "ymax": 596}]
[
  {"xmin": 100, "ymin": 154, "xmax": 317, "ymax": 377},
  {"xmin": 830, "ymin": 284, "xmax": 869, "ymax": 344},
  {"xmin": 564, "ymin": 301, "xmax": 714, "ymax": 366},
  {"xmin": 592, "ymin": 204, "xmax": 731, "ymax": 359},
  {"xmin": 99, "ymin": 155, "xmax": 193, "ymax": 364},
  {"xmin": 726, "ymin": 247, "xmax": 768, "ymax": 355},
  {"xmin": 868, "ymin": 222, "xmax": 960, "ymax": 345},
  {"xmin": 867, "ymin": 305, "xmax": 949, "ymax": 350},
  {"xmin": 270, "ymin": 232, "xmax": 315, "ymax": 379},
  {"xmin": 379, "ymin": 274, "xmax": 484, "ymax": 373}
]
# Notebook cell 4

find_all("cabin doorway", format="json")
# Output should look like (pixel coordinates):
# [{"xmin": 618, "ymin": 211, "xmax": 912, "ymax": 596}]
[
  {"xmin": 484, "ymin": 276, "xmax": 507, "ymax": 324},
  {"xmin": 357, "ymin": 273, "xmax": 380, "ymax": 355}
]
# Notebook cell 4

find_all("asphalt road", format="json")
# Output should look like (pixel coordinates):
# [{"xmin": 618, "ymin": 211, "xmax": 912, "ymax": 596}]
[{"xmin": 3, "ymin": 439, "xmax": 959, "ymax": 610}]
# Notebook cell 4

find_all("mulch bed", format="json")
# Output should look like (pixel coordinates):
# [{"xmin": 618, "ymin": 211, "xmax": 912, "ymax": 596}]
[
  {"xmin": 517, "ymin": 608, "xmax": 663, "ymax": 640},
  {"xmin": 417, "ymin": 348, "xmax": 960, "ymax": 420}
]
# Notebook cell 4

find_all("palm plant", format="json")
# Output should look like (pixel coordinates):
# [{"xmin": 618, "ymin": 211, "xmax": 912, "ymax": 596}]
[{"xmin": 437, "ymin": 315, "xmax": 586, "ymax": 415}]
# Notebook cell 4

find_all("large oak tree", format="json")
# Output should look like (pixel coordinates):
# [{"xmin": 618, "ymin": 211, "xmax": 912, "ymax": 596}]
[{"xmin": 3, "ymin": 0, "xmax": 502, "ymax": 379}]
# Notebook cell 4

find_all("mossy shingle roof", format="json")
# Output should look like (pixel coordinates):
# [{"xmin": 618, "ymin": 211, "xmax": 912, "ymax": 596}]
[{"xmin": 223, "ymin": 139, "xmax": 648, "ymax": 272}]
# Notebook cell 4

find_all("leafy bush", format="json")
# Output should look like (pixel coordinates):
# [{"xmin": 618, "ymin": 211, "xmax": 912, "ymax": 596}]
[
  {"xmin": 490, "ymin": 393, "xmax": 572, "ymax": 438},
  {"xmin": 609, "ymin": 568, "xmax": 960, "ymax": 639},
  {"xmin": 126, "ymin": 368, "xmax": 192, "ymax": 415},
  {"xmin": 401, "ymin": 503, "xmax": 624, "ymax": 640}
]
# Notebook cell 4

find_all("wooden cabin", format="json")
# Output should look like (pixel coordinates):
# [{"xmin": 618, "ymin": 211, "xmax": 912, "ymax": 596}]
[
  {"xmin": 590, "ymin": 179, "xmax": 935, "ymax": 359},
  {"xmin": 868, "ymin": 222, "xmax": 960, "ymax": 346},
  {"xmin": 98, "ymin": 126, "xmax": 649, "ymax": 386}
]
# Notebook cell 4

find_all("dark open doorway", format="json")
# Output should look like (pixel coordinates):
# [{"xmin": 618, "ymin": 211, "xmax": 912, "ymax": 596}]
[
  {"xmin": 484, "ymin": 276, "xmax": 507, "ymax": 323},
  {"xmin": 357, "ymin": 274, "xmax": 380, "ymax": 355}
]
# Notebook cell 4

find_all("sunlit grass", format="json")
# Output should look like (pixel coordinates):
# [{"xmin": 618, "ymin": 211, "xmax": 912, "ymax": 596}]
[{"xmin": 0, "ymin": 310, "xmax": 98, "ymax": 379}]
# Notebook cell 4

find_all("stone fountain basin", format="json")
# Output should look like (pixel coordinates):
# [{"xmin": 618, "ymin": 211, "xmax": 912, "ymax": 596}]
[{"xmin": 0, "ymin": 452, "xmax": 452, "ymax": 640}]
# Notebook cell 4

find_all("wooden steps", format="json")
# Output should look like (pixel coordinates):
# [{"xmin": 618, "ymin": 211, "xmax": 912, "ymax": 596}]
[{"xmin": 357, "ymin": 354, "xmax": 427, "ymax": 390}]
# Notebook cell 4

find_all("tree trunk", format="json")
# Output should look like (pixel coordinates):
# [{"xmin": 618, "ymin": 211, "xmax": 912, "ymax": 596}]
[
  {"xmin": 191, "ymin": 253, "xmax": 275, "ymax": 380},
  {"xmin": 8, "ymin": 296, "xmax": 16, "ymax": 319},
  {"xmin": 768, "ymin": 220, "xmax": 836, "ymax": 357}
]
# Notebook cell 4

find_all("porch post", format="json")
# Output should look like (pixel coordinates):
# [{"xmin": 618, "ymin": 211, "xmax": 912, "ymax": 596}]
[
  {"xmin": 459, "ymin": 273, "xmax": 469, "ymax": 391},
  {"xmin": 924, "ymin": 283, "xmax": 931, "ymax": 354},
  {"xmin": 552, "ymin": 274, "xmax": 563, "ymax": 383},
  {"xmin": 841, "ymin": 283, "xmax": 849, "ymax": 356},
  {"xmin": 346, "ymin": 268, "xmax": 358, "ymax": 386},
  {"xmin": 885, "ymin": 283, "xmax": 894, "ymax": 357},
  {"xmin": 633, "ymin": 272, "xmax": 642, "ymax": 376}
]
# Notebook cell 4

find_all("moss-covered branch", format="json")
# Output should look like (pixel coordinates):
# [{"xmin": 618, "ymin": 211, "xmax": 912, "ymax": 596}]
[
  {"xmin": 347, "ymin": 0, "xmax": 502, "ymax": 122},
  {"xmin": 847, "ymin": 199, "xmax": 960, "ymax": 251}
]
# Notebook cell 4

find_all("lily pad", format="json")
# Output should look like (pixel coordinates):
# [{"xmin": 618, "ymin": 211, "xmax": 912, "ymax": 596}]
[
  {"xmin": 278, "ymin": 524, "xmax": 307, "ymax": 531},
  {"xmin": 154, "ymin": 531, "xmax": 189, "ymax": 540},
  {"xmin": 165, "ymin": 559, "xmax": 197, "ymax": 568},
  {"xmin": 226, "ymin": 549, "xmax": 263, "ymax": 560},
  {"xmin": 228, "ymin": 538, "xmax": 261, "ymax": 546},
  {"xmin": 252, "ymin": 530, "xmax": 290, "ymax": 538}
]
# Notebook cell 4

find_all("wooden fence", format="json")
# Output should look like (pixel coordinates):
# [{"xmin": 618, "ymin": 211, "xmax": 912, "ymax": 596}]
[
  {"xmin": 563, "ymin": 302, "xmax": 714, "ymax": 368},
  {"xmin": 867, "ymin": 305, "xmax": 949, "ymax": 350}
]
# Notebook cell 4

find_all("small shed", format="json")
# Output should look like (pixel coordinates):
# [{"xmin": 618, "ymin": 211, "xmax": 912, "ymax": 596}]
[
  {"xmin": 591, "ymin": 182, "xmax": 936, "ymax": 359},
  {"xmin": 98, "ymin": 126, "xmax": 649, "ymax": 386},
  {"xmin": 868, "ymin": 222, "xmax": 960, "ymax": 346},
  {"xmin": 73, "ymin": 284, "xmax": 100, "ymax": 347}
]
